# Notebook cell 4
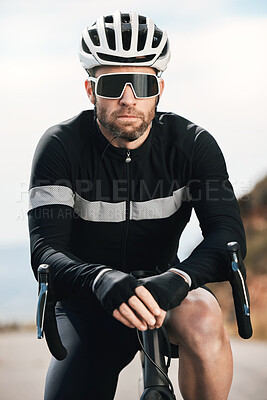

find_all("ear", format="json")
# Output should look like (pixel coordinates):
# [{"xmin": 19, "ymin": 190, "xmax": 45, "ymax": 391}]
[
  {"xmin": 159, "ymin": 77, "xmax": 165, "ymax": 99},
  {"xmin": 155, "ymin": 77, "xmax": 165, "ymax": 107},
  {"xmin": 85, "ymin": 80, "xmax": 96, "ymax": 105}
]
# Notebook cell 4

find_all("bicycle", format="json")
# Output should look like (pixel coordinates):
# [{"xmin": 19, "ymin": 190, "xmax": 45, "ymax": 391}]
[{"xmin": 36, "ymin": 242, "xmax": 253, "ymax": 399}]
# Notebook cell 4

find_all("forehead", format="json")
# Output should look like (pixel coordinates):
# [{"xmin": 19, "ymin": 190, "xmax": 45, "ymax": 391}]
[{"xmin": 94, "ymin": 65, "xmax": 157, "ymax": 78}]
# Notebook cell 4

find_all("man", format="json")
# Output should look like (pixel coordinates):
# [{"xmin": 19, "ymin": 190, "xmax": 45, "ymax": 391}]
[{"xmin": 28, "ymin": 10, "xmax": 246, "ymax": 400}]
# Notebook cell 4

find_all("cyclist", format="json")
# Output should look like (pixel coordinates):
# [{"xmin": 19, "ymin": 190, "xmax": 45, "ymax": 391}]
[{"xmin": 28, "ymin": 10, "xmax": 246, "ymax": 400}]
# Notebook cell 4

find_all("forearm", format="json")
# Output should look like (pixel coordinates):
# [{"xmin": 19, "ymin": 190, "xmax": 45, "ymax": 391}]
[
  {"xmin": 28, "ymin": 205, "xmax": 106, "ymax": 300},
  {"xmin": 179, "ymin": 232, "xmax": 242, "ymax": 289},
  {"xmin": 31, "ymin": 245, "xmax": 104, "ymax": 300},
  {"xmin": 179, "ymin": 180, "xmax": 246, "ymax": 289}
]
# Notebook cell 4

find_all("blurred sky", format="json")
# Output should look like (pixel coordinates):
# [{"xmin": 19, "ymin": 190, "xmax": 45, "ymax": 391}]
[{"xmin": 1, "ymin": 0, "xmax": 267, "ymax": 246}]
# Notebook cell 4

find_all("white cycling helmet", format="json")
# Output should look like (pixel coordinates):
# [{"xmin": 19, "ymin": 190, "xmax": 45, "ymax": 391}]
[{"xmin": 79, "ymin": 10, "xmax": 170, "ymax": 74}]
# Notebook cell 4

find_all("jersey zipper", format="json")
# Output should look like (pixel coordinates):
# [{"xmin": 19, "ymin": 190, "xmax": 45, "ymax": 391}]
[{"xmin": 122, "ymin": 150, "xmax": 131, "ymax": 269}]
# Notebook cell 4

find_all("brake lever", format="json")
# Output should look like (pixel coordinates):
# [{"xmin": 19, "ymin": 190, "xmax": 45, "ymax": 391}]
[
  {"xmin": 37, "ymin": 264, "xmax": 67, "ymax": 360},
  {"xmin": 227, "ymin": 242, "xmax": 253, "ymax": 339},
  {"xmin": 36, "ymin": 265, "xmax": 49, "ymax": 339}
]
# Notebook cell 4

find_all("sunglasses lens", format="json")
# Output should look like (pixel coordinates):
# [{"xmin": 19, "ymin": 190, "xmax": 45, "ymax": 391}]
[
  {"xmin": 96, "ymin": 74, "xmax": 159, "ymax": 98},
  {"xmin": 131, "ymin": 74, "xmax": 159, "ymax": 98}
]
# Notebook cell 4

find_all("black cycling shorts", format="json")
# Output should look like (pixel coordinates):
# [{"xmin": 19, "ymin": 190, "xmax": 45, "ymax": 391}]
[
  {"xmin": 44, "ymin": 286, "xmax": 215, "ymax": 400},
  {"xmin": 44, "ymin": 298, "xmax": 142, "ymax": 400}
]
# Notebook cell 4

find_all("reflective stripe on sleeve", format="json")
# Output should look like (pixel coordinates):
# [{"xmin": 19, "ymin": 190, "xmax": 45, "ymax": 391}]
[{"xmin": 28, "ymin": 185, "xmax": 75, "ymax": 211}]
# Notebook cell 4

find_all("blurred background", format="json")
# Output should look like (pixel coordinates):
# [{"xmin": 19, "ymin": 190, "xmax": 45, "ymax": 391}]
[{"xmin": 0, "ymin": 0, "xmax": 266, "ymax": 399}]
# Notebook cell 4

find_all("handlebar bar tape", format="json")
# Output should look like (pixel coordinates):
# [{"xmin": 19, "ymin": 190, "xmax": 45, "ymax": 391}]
[
  {"xmin": 37, "ymin": 265, "xmax": 67, "ymax": 360},
  {"xmin": 227, "ymin": 242, "xmax": 253, "ymax": 339}
]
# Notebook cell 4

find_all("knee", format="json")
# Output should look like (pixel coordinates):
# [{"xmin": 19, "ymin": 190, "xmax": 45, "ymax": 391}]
[{"xmin": 167, "ymin": 289, "xmax": 228, "ymax": 354}]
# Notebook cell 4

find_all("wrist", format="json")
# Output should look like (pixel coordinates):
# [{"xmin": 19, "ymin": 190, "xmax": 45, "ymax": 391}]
[
  {"xmin": 169, "ymin": 268, "xmax": 192, "ymax": 288},
  {"xmin": 91, "ymin": 267, "xmax": 113, "ymax": 292}
]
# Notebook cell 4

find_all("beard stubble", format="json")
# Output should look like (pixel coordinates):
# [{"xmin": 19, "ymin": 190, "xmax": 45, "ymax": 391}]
[{"xmin": 95, "ymin": 101, "xmax": 156, "ymax": 142}]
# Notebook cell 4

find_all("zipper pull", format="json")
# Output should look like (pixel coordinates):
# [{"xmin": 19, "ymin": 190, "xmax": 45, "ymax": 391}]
[{"xmin": 125, "ymin": 150, "xmax": 131, "ymax": 163}]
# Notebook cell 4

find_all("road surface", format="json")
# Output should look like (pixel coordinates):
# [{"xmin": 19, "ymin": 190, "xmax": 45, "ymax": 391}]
[{"xmin": 0, "ymin": 330, "xmax": 266, "ymax": 399}]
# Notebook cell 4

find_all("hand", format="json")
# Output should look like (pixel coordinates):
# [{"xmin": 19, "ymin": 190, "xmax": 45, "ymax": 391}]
[
  {"xmin": 93, "ymin": 269, "xmax": 138, "ymax": 315},
  {"xmin": 137, "ymin": 271, "xmax": 189, "ymax": 311},
  {"xmin": 113, "ymin": 285, "xmax": 167, "ymax": 331},
  {"xmin": 94, "ymin": 269, "xmax": 166, "ymax": 330}
]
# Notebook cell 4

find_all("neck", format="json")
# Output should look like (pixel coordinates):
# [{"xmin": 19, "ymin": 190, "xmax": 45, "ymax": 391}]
[{"xmin": 97, "ymin": 119, "xmax": 151, "ymax": 149}]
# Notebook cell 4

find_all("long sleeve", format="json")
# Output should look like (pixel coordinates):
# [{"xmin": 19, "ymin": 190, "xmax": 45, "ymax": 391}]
[
  {"xmin": 28, "ymin": 127, "xmax": 104, "ymax": 301},
  {"xmin": 178, "ymin": 130, "xmax": 246, "ymax": 289}
]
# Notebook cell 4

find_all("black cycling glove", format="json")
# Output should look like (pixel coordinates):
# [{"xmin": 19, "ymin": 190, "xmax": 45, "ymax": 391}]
[
  {"xmin": 93, "ymin": 269, "xmax": 138, "ymax": 315},
  {"xmin": 137, "ymin": 271, "xmax": 189, "ymax": 311}
]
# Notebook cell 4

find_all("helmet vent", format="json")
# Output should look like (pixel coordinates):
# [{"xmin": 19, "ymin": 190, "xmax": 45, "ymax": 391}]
[
  {"xmin": 89, "ymin": 29, "xmax": 100, "ymax": 46},
  {"xmin": 159, "ymin": 41, "xmax": 168, "ymax": 58},
  {"xmin": 152, "ymin": 27, "xmax": 163, "ymax": 48},
  {"xmin": 97, "ymin": 53, "xmax": 155, "ymax": 63},
  {"xmin": 138, "ymin": 15, "xmax": 146, "ymax": 24},
  {"xmin": 137, "ymin": 28, "xmax": 147, "ymax": 51},
  {"xmin": 121, "ymin": 14, "xmax": 131, "ymax": 23},
  {"xmin": 120, "ymin": 14, "xmax": 132, "ymax": 51},
  {"xmin": 104, "ymin": 15, "xmax": 114, "ymax": 23},
  {"xmin": 105, "ymin": 28, "xmax": 116, "ymax": 50},
  {"xmin": 82, "ymin": 38, "xmax": 91, "ymax": 54},
  {"xmin": 121, "ymin": 24, "xmax": 132, "ymax": 51}
]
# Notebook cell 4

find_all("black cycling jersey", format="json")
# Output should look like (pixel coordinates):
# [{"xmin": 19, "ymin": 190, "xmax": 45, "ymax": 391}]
[{"xmin": 28, "ymin": 110, "xmax": 246, "ymax": 301}]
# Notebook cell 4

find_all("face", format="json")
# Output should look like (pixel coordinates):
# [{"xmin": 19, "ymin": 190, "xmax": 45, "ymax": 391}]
[{"xmin": 85, "ymin": 66, "xmax": 164, "ymax": 143}]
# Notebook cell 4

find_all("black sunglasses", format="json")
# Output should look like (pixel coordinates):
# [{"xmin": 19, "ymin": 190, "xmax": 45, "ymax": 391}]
[{"xmin": 88, "ymin": 72, "xmax": 160, "ymax": 99}]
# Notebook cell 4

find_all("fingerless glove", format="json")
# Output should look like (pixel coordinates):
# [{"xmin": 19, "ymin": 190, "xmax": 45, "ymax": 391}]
[
  {"xmin": 137, "ymin": 271, "xmax": 189, "ymax": 311},
  {"xmin": 93, "ymin": 269, "xmax": 138, "ymax": 314}
]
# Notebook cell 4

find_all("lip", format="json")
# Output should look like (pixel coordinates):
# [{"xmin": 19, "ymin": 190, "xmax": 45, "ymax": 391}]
[{"xmin": 117, "ymin": 115, "xmax": 139, "ymax": 118}]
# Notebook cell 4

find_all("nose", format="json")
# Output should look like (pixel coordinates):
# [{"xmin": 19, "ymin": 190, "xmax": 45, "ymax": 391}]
[{"xmin": 119, "ymin": 84, "xmax": 137, "ymax": 106}]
